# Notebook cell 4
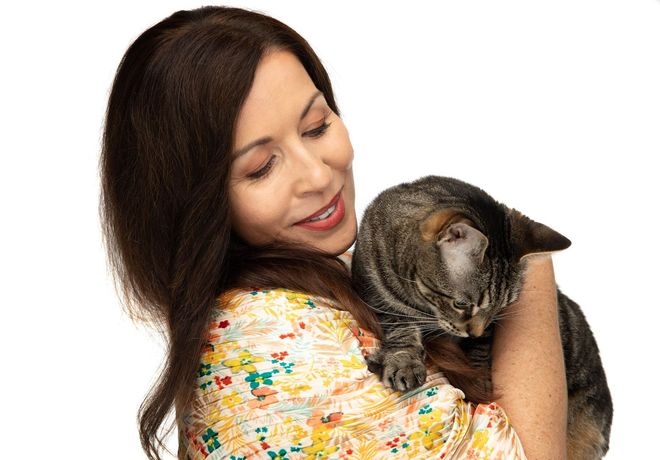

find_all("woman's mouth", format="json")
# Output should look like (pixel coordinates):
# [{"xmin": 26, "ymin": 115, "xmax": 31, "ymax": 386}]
[{"xmin": 294, "ymin": 191, "xmax": 345, "ymax": 231}]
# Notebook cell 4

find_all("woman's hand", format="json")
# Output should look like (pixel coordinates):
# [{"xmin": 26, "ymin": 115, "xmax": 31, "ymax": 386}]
[{"xmin": 491, "ymin": 254, "xmax": 568, "ymax": 460}]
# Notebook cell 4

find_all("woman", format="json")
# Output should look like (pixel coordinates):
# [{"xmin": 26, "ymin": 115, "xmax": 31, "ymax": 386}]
[{"xmin": 100, "ymin": 6, "xmax": 567, "ymax": 459}]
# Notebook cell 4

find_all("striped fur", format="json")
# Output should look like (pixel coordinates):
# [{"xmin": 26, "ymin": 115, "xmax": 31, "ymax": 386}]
[{"xmin": 351, "ymin": 175, "xmax": 612, "ymax": 459}]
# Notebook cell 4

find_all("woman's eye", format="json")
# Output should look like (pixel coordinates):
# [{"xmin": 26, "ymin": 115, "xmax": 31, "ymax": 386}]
[
  {"xmin": 248, "ymin": 156, "xmax": 276, "ymax": 180},
  {"xmin": 247, "ymin": 120, "xmax": 331, "ymax": 181},
  {"xmin": 303, "ymin": 120, "xmax": 332, "ymax": 138},
  {"xmin": 453, "ymin": 300, "xmax": 471, "ymax": 310}
]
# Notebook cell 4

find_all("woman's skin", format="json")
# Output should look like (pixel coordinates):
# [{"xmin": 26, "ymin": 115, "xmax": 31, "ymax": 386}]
[
  {"xmin": 492, "ymin": 255, "xmax": 568, "ymax": 460},
  {"xmin": 229, "ymin": 50, "xmax": 357, "ymax": 256},
  {"xmin": 229, "ymin": 48, "xmax": 568, "ymax": 458}
]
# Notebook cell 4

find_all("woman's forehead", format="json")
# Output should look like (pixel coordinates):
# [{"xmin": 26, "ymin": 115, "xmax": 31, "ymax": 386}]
[
  {"xmin": 239, "ymin": 51, "xmax": 317, "ymax": 125},
  {"xmin": 234, "ymin": 50, "xmax": 322, "ymax": 139}
]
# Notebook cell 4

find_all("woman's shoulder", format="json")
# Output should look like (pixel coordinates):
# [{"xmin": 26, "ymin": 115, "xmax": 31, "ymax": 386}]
[
  {"xmin": 215, "ymin": 249, "xmax": 354, "ymax": 316},
  {"xmin": 210, "ymin": 288, "xmax": 348, "ymax": 334},
  {"xmin": 216, "ymin": 287, "xmax": 339, "ymax": 317}
]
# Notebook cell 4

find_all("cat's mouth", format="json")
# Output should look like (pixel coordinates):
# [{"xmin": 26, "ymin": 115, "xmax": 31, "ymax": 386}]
[
  {"xmin": 443, "ymin": 317, "xmax": 487, "ymax": 338},
  {"xmin": 439, "ymin": 319, "xmax": 470, "ymax": 338},
  {"xmin": 413, "ymin": 274, "xmax": 487, "ymax": 338}
]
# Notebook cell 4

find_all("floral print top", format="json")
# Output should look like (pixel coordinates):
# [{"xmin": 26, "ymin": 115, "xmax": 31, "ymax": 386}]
[{"xmin": 177, "ymin": 254, "xmax": 527, "ymax": 459}]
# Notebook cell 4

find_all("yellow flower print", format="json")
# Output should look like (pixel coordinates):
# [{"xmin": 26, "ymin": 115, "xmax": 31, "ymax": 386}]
[
  {"xmin": 285, "ymin": 291, "xmax": 318, "ymax": 310},
  {"xmin": 419, "ymin": 411, "xmax": 443, "ymax": 430},
  {"xmin": 302, "ymin": 425, "xmax": 339, "ymax": 458},
  {"xmin": 289, "ymin": 424, "xmax": 308, "ymax": 445},
  {"xmin": 312, "ymin": 425, "xmax": 330, "ymax": 443},
  {"xmin": 203, "ymin": 349, "xmax": 226, "ymax": 365},
  {"xmin": 221, "ymin": 390, "xmax": 243, "ymax": 409},
  {"xmin": 340, "ymin": 354, "xmax": 364, "ymax": 369},
  {"xmin": 471, "ymin": 429, "xmax": 489, "ymax": 451},
  {"xmin": 222, "ymin": 350, "xmax": 264, "ymax": 374},
  {"xmin": 409, "ymin": 429, "xmax": 444, "ymax": 451},
  {"xmin": 285, "ymin": 291, "xmax": 310, "ymax": 302},
  {"xmin": 204, "ymin": 403, "xmax": 228, "ymax": 426},
  {"xmin": 409, "ymin": 408, "xmax": 445, "ymax": 451},
  {"xmin": 278, "ymin": 382, "xmax": 311, "ymax": 396},
  {"xmin": 302, "ymin": 441, "xmax": 325, "ymax": 458}
]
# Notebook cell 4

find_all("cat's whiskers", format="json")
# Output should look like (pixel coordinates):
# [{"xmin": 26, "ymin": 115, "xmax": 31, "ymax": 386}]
[
  {"xmin": 389, "ymin": 320, "xmax": 442, "ymax": 327},
  {"xmin": 420, "ymin": 328, "xmax": 450, "ymax": 339},
  {"xmin": 363, "ymin": 301, "xmax": 436, "ymax": 320}
]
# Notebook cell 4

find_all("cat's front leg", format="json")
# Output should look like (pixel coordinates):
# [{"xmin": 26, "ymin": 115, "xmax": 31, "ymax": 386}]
[{"xmin": 366, "ymin": 326, "xmax": 427, "ymax": 392}]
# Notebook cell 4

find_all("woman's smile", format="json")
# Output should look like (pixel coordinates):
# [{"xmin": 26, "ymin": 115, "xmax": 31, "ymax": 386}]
[
  {"xmin": 293, "ymin": 189, "xmax": 346, "ymax": 231},
  {"xmin": 229, "ymin": 50, "xmax": 357, "ymax": 255}
]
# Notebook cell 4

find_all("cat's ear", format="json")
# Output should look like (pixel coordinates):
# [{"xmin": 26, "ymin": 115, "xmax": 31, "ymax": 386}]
[
  {"xmin": 508, "ymin": 208, "xmax": 571, "ymax": 261},
  {"xmin": 436, "ymin": 222, "xmax": 489, "ymax": 279},
  {"xmin": 420, "ymin": 209, "xmax": 488, "ymax": 279}
]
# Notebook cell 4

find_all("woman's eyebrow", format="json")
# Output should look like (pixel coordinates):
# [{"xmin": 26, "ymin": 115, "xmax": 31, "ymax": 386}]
[{"xmin": 232, "ymin": 90, "xmax": 323, "ymax": 160}]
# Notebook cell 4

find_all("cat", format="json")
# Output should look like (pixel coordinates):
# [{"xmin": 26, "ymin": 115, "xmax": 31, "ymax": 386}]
[{"xmin": 351, "ymin": 175, "xmax": 613, "ymax": 459}]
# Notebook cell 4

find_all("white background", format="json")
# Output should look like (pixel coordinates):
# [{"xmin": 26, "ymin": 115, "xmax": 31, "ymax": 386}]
[{"xmin": 1, "ymin": 1, "xmax": 658, "ymax": 458}]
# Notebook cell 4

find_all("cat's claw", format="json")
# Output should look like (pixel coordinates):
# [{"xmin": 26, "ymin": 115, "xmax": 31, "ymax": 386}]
[{"xmin": 376, "ymin": 348, "xmax": 427, "ymax": 392}]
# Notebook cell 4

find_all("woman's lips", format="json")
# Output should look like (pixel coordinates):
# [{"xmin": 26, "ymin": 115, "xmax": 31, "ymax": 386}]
[
  {"xmin": 293, "ymin": 192, "xmax": 345, "ymax": 231},
  {"xmin": 295, "ymin": 190, "xmax": 341, "ymax": 223}
]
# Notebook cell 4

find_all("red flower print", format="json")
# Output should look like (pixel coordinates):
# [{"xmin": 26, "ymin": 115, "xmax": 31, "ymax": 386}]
[
  {"xmin": 279, "ymin": 332, "xmax": 295, "ymax": 339},
  {"xmin": 299, "ymin": 321, "xmax": 306, "ymax": 329},
  {"xmin": 218, "ymin": 320, "xmax": 230, "ymax": 328},
  {"xmin": 213, "ymin": 375, "xmax": 232, "ymax": 389}
]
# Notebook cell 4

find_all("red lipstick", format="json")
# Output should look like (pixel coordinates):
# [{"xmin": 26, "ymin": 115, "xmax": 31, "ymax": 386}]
[{"xmin": 294, "ymin": 191, "xmax": 345, "ymax": 231}]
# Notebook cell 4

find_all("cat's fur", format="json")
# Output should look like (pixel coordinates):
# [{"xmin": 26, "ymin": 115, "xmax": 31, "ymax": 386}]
[{"xmin": 351, "ymin": 175, "xmax": 612, "ymax": 459}]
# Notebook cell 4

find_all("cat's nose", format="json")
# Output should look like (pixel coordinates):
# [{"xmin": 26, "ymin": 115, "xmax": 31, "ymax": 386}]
[{"xmin": 467, "ymin": 319, "xmax": 486, "ymax": 337}]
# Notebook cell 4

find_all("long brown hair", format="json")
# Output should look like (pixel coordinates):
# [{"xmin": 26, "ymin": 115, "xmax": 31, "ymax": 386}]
[{"xmin": 99, "ymin": 6, "xmax": 490, "ymax": 460}]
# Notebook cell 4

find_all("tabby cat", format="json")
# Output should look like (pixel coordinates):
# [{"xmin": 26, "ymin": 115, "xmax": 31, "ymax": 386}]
[{"xmin": 351, "ymin": 175, "xmax": 612, "ymax": 459}]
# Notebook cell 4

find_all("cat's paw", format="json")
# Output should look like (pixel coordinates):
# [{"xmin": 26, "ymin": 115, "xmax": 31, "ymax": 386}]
[
  {"xmin": 365, "ymin": 350, "xmax": 384, "ymax": 376},
  {"xmin": 379, "ymin": 348, "xmax": 427, "ymax": 392}
]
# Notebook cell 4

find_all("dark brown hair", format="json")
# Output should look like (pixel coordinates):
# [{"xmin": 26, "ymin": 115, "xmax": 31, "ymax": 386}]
[{"xmin": 99, "ymin": 6, "xmax": 490, "ymax": 460}]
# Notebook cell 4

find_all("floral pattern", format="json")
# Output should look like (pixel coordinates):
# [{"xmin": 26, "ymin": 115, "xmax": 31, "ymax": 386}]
[{"xmin": 177, "ymin": 253, "xmax": 526, "ymax": 459}]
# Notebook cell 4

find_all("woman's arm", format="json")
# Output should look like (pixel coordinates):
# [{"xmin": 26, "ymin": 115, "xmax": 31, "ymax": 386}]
[{"xmin": 491, "ymin": 254, "xmax": 568, "ymax": 460}]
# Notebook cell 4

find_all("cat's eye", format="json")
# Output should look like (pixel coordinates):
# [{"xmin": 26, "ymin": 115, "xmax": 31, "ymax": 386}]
[{"xmin": 453, "ymin": 300, "xmax": 471, "ymax": 310}]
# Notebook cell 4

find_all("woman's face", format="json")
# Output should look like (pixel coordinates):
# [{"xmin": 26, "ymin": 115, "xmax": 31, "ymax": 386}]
[{"xmin": 229, "ymin": 50, "xmax": 357, "ymax": 255}]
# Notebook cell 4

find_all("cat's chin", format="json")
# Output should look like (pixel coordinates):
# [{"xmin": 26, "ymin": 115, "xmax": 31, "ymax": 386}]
[
  {"xmin": 444, "ymin": 330, "xmax": 469, "ymax": 340},
  {"xmin": 435, "ymin": 317, "xmax": 470, "ymax": 338}
]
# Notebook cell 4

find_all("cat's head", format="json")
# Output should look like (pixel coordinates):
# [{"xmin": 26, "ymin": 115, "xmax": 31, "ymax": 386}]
[{"xmin": 412, "ymin": 206, "xmax": 571, "ymax": 338}]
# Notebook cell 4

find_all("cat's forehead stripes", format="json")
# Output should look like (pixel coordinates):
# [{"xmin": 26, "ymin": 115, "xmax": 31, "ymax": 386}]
[{"xmin": 419, "ymin": 208, "xmax": 477, "ymax": 242}]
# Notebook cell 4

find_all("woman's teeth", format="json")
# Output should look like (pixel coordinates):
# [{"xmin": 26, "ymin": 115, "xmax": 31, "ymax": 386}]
[{"xmin": 305, "ymin": 204, "xmax": 336, "ymax": 222}]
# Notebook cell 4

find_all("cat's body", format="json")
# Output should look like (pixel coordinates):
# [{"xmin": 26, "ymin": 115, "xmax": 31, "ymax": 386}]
[{"xmin": 351, "ymin": 175, "xmax": 612, "ymax": 459}]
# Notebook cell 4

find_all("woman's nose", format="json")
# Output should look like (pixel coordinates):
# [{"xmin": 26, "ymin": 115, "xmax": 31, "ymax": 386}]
[{"xmin": 288, "ymin": 140, "xmax": 333, "ymax": 196}]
